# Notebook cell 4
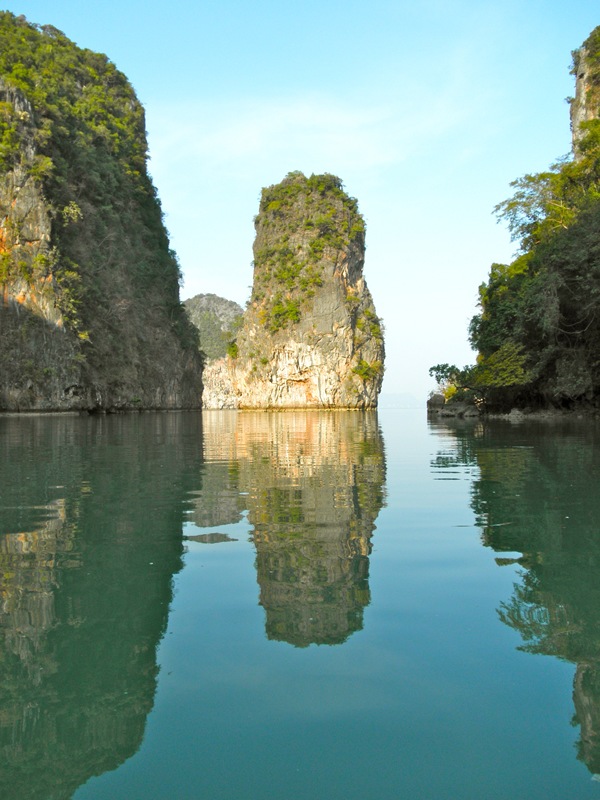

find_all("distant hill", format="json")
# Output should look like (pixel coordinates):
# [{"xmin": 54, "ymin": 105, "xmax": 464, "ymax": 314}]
[{"xmin": 184, "ymin": 293, "xmax": 243, "ymax": 360}]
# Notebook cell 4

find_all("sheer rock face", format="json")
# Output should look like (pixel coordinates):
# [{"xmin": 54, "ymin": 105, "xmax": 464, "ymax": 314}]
[
  {"xmin": 0, "ymin": 84, "xmax": 57, "ymax": 320},
  {"xmin": 0, "ymin": 15, "xmax": 202, "ymax": 412},
  {"xmin": 570, "ymin": 28, "xmax": 600, "ymax": 158},
  {"xmin": 203, "ymin": 172, "xmax": 384, "ymax": 409}
]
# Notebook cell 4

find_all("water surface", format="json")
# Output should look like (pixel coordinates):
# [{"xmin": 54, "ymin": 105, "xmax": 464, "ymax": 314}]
[{"xmin": 1, "ymin": 409, "xmax": 600, "ymax": 799}]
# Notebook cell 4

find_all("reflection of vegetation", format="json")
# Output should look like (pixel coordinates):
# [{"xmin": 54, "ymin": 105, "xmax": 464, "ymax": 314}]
[
  {"xmin": 200, "ymin": 410, "xmax": 386, "ymax": 647},
  {"xmin": 0, "ymin": 412, "xmax": 203, "ymax": 798},
  {"xmin": 430, "ymin": 417, "xmax": 600, "ymax": 774}
]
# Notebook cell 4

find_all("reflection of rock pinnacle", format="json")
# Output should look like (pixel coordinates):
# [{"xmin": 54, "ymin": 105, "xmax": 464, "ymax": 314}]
[
  {"xmin": 0, "ymin": 509, "xmax": 77, "ymax": 682},
  {"xmin": 226, "ymin": 410, "xmax": 385, "ymax": 647},
  {"xmin": 199, "ymin": 409, "xmax": 386, "ymax": 646},
  {"xmin": 255, "ymin": 525, "xmax": 371, "ymax": 647}
]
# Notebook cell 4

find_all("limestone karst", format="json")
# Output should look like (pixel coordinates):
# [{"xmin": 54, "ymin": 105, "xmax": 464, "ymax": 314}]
[
  {"xmin": 570, "ymin": 26, "xmax": 600, "ymax": 157},
  {"xmin": 202, "ymin": 171, "xmax": 385, "ymax": 409},
  {"xmin": 0, "ymin": 13, "xmax": 202, "ymax": 412}
]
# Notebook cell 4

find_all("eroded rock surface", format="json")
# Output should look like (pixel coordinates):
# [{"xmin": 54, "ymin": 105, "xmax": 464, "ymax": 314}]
[{"xmin": 203, "ymin": 172, "xmax": 384, "ymax": 408}]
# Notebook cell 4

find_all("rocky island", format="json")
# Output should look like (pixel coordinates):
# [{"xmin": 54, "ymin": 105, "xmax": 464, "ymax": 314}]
[
  {"xmin": 202, "ymin": 171, "xmax": 385, "ymax": 408},
  {"xmin": 0, "ymin": 13, "xmax": 202, "ymax": 412}
]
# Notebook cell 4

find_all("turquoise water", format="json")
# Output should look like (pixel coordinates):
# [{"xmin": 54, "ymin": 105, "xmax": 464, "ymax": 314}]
[{"xmin": 1, "ymin": 409, "xmax": 599, "ymax": 799}]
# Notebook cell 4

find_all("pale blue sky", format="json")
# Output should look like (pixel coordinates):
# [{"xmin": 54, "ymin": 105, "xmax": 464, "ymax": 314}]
[{"xmin": 3, "ymin": 1, "xmax": 599, "ymax": 399}]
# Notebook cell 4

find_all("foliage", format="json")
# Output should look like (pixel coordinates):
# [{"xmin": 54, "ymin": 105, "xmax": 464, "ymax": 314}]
[
  {"xmin": 429, "ymin": 345, "xmax": 530, "ymax": 402},
  {"xmin": 429, "ymin": 363, "xmax": 477, "ymax": 401},
  {"xmin": 265, "ymin": 295, "xmax": 301, "ymax": 332},
  {"xmin": 474, "ymin": 342, "xmax": 531, "ymax": 388},
  {"xmin": 356, "ymin": 307, "xmax": 383, "ymax": 340},
  {"xmin": 434, "ymin": 25, "xmax": 600, "ymax": 409},
  {"xmin": 352, "ymin": 359, "xmax": 383, "ymax": 382}
]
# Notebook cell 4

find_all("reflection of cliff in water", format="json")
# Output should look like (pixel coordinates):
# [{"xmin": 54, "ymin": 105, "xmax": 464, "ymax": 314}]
[
  {"xmin": 429, "ymin": 416, "xmax": 600, "ymax": 776},
  {"xmin": 201, "ymin": 411, "xmax": 386, "ymax": 647},
  {"xmin": 0, "ymin": 412, "xmax": 203, "ymax": 799}
]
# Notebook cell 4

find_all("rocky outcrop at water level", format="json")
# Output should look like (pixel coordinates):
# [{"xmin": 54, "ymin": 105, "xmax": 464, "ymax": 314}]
[
  {"xmin": 202, "ymin": 172, "xmax": 385, "ymax": 409},
  {"xmin": 0, "ymin": 13, "xmax": 202, "ymax": 412}
]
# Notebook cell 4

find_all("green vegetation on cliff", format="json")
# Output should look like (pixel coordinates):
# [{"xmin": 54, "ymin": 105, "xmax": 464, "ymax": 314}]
[
  {"xmin": 431, "ymin": 26, "xmax": 600, "ymax": 410},
  {"xmin": 252, "ymin": 171, "xmax": 367, "ymax": 333},
  {"xmin": 0, "ymin": 12, "xmax": 201, "ymax": 410}
]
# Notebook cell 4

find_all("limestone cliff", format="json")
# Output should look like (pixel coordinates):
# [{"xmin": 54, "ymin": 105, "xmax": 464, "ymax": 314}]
[
  {"xmin": 0, "ymin": 13, "xmax": 202, "ymax": 411},
  {"xmin": 570, "ymin": 26, "xmax": 600, "ymax": 157},
  {"xmin": 203, "ymin": 172, "xmax": 384, "ymax": 408}
]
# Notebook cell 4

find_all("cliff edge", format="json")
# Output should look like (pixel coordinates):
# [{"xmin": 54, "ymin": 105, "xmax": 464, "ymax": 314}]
[
  {"xmin": 0, "ymin": 13, "xmax": 202, "ymax": 412},
  {"xmin": 203, "ymin": 172, "xmax": 384, "ymax": 408}
]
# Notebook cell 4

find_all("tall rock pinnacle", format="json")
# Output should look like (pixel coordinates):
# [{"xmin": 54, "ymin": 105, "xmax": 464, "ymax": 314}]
[{"xmin": 203, "ymin": 171, "xmax": 385, "ymax": 408}]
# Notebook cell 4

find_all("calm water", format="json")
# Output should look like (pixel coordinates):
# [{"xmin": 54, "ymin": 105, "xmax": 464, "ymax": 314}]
[{"xmin": 1, "ymin": 408, "xmax": 600, "ymax": 799}]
